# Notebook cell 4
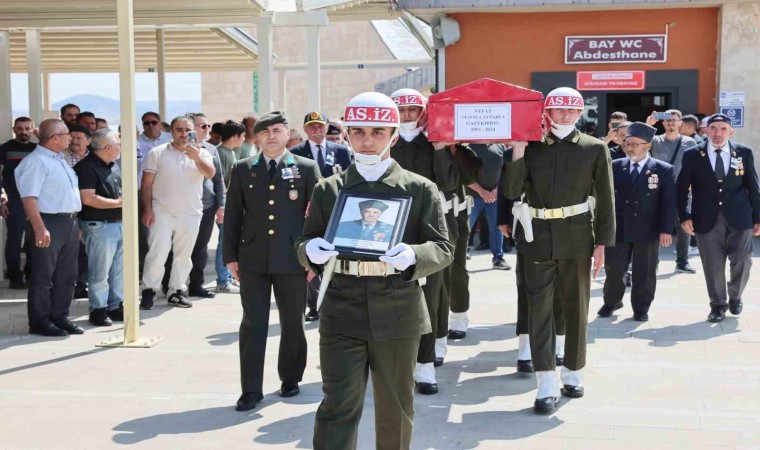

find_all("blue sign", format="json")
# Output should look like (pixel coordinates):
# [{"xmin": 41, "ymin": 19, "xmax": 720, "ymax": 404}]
[{"xmin": 719, "ymin": 106, "xmax": 744, "ymax": 128}]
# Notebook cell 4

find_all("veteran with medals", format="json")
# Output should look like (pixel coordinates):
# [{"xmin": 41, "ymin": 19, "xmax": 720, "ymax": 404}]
[
  {"xmin": 297, "ymin": 92, "xmax": 453, "ymax": 450},
  {"xmin": 223, "ymin": 111, "xmax": 321, "ymax": 412},
  {"xmin": 600, "ymin": 122, "xmax": 676, "ymax": 322},
  {"xmin": 503, "ymin": 87, "xmax": 615, "ymax": 414}
]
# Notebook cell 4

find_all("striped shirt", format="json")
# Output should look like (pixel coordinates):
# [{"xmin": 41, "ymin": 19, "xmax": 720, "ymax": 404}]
[{"xmin": 15, "ymin": 145, "xmax": 82, "ymax": 214}]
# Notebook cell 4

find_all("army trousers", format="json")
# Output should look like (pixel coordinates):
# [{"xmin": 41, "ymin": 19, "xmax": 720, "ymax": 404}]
[
  {"xmin": 449, "ymin": 211, "xmax": 470, "ymax": 314},
  {"xmin": 524, "ymin": 256, "xmax": 591, "ymax": 372},
  {"xmin": 418, "ymin": 268, "xmax": 449, "ymax": 364},
  {"xmin": 515, "ymin": 252, "xmax": 565, "ymax": 336},
  {"xmin": 314, "ymin": 333, "xmax": 419, "ymax": 450},
  {"xmin": 239, "ymin": 272, "xmax": 307, "ymax": 395}
]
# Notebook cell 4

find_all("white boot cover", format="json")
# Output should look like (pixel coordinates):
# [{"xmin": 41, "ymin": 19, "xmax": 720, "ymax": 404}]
[
  {"xmin": 560, "ymin": 367, "xmax": 584, "ymax": 387},
  {"xmin": 517, "ymin": 334, "xmax": 532, "ymax": 361},
  {"xmin": 555, "ymin": 334, "xmax": 566, "ymax": 358},
  {"xmin": 536, "ymin": 370, "xmax": 561, "ymax": 399},
  {"xmin": 414, "ymin": 362, "xmax": 437, "ymax": 384},
  {"xmin": 435, "ymin": 337, "xmax": 448, "ymax": 359},
  {"xmin": 449, "ymin": 311, "xmax": 469, "ymax": 332}
]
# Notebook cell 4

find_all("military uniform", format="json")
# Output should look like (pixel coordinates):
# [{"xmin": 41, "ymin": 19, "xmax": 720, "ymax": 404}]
[
  {"xmin": 296, "ymin": 161, "xmax": 453, "ymax": 450},
  {"xmin": 390, "ymin": 133, "xmax": 475, "ymax": 369},
  {"xmin": 503, "ymin": 129, "xmax": 615, "ymax": 374},
  {"xmin": 224, "ymin": 148, "xmax": 320, "ymax": 399}
]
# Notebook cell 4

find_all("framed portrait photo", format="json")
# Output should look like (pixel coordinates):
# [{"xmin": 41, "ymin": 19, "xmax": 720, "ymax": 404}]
[{"xmin": 324, "ymin": 191, "xmax": 412, "ymax": 259}]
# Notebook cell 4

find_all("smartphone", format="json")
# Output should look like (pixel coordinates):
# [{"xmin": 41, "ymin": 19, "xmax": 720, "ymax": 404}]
[
  {"xmin": 610, "ymin": 121, "xmax": 621, "ymax": 129},
  {"xmin": 654, "ymin": 112, "xmax": 673, "ymax": 121},
  {"xmin": 187, "ymin": 130, "xmax": 197, "ymax": 145}
]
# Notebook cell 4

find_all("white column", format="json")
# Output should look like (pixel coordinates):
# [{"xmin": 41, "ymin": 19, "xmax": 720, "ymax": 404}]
[
  {"xmin": 117, "ymin": 0, "xmax": 141, "ymax": 345},
  {"xmin": 156, "ymin": 29, "xmax": 167, "ymax": 120},
  {"xmin": 25, "ymin": 30, "xmax": 43, "ymax": 123},
  {"xmin": 306, "ymin": 26, "xmax": 321, "ymax": 112},
  {"xmin": 257, "ymin": 16, "xmax": 274, "ymax": 114},
  {"xmin": 0, "ymin": 31, "xmax": 12, "ymax": 143},
  {"xmin": 278, "ymin": 70, "xmax": 287, "ymax": 112}
]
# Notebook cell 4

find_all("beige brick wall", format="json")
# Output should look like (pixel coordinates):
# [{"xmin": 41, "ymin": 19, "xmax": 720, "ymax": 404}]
[{"xmin": 201, "ymin": 21, "xmax": 408, "ymax": 126}]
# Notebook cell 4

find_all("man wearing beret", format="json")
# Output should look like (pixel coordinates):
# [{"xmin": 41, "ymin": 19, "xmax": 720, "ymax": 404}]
[
  {"xmin": 600, "ymin": 122, "xmax": 676, "ymax": 322},
  {"xmin": 224, "ymin": 111, "xmax": 321, "ymax": 412},
  {"xmin": 336, "ymin": 199, "xmax": 395, "ymax": 242},
  {"xmin": 289, "ymin": 111, "xmax": 352, "ymax": 178},
  {"xmin": 677, "ymin": 114, "xmax": 760, "ymax": 323}
]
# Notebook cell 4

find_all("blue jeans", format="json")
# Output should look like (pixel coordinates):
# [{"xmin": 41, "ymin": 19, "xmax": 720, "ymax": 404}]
[
  {"xmin": 216, "ymin": 223, "xmax": 232, "ymax": 285},
  {"xmin": 80, "ymin": 220, "xmax": 124, "ymax": 311},
  {"xmin": 468, "ymin": 195, "xmax": 503, "ymax": 260}
]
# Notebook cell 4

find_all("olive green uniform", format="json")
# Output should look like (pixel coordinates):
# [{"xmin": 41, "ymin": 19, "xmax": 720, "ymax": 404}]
[
  {"xmin": 296, "ymin": 161, "xmax": 453, "ymax": 450},
  {"xmin": 503, "ymin": 130, "xmax": 615, "ymax": 371}
]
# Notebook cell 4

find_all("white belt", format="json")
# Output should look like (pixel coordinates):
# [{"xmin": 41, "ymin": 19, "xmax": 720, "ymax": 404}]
[
  {"xmin": 513, "ymin": 196, "xmax": 596, "ymax": 243},
  {"xmin": 439, "ymin": 192, "xmax": 473, "ymax": 217},
  {"xmin": 334, "ymin": 260, "xmax": 397, "ymax": 277}
]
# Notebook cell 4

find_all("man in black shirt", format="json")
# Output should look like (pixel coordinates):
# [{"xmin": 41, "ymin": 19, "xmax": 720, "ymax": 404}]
[
  {"xmin": 74, "ymin": 129, "xmax": 124, "ymax": 326},
  {"xmin": 0, "ymin": 117, "xmax": 36, "ymax": 288}
]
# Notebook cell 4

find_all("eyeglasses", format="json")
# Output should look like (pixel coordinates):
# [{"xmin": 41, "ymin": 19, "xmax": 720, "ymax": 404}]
[
  {"xmin": 622, "ymin": 141, "xmax": 648, "ymax": 149},
  {"xmin": 143, "ymin": 120, "xmax": 159, "ymax": 126},
  {"xmin": 198, "ymin": 124, "xmax": 210, "ymax": 129}
]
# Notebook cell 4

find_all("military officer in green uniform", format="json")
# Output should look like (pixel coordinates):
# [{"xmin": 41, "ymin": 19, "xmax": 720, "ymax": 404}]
[
  {"xmin": 389, "ymin": 88, "xmax": 482, "ymax": 395},
  {"xmin": 296, "ymin": 92, "xmax": 453, "ymax": 450},
  {"xmin": 223, "ymin": 111, "xmax": 321, "ymax": 412},
  {"xmin": 503, "ymin": 87, "xmax": 615, "ymax": 414}
]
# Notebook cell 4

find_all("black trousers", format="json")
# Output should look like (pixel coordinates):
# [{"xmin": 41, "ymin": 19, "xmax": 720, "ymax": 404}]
[
  {"xmin": 137, "ymin": 191, "xmax": 149, "ymax": 279},
  {"xmin": 162, "ymin": 206, "xmax": 216, "ymax": 292},
  {"xmin": 5, "ymin": 195, "xmax": 29, "ymax": 281},
  {"xmin": 603, "ymin": 241, "xmax": 659, "ymax": 314},
  {"xmin": 516, "ymin": 252, "xmax": 564, "ymax": 335},
  {"xmin": 417, "ymin": 269, "xmax": 448, "ymax": 363},
  {"xmin": 239, "ymin": 271, "xmax": 307, "ymax": 394},
  {"xmin": 450, "ymin": 212, "xmax": 470, "ymax": 314},
  {"xmin": 77, "ymin": 241, "xmax": 88, "ymax": 288},
  {"xmin": 26, "ymin": 215, "xmax": 79, "ymax": 327},
  {"xmin": 307, "ymin": 275, "xmax": 320, "ymax": 311}
]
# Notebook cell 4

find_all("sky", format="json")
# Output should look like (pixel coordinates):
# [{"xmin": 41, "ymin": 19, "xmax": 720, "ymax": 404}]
[{"xmin": 10, "ymin": 72, "xmax": 201, "ymax": 109}]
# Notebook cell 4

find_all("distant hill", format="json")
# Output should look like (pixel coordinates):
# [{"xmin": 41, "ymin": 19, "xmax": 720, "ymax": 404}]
[{"xmin": 13, "ymin": 94, "xmax": 202, "ymax": 127}]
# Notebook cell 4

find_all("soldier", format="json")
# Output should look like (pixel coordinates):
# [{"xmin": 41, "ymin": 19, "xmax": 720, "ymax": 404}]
[
  {"xmin": 600, "ymin": 122, "xmax": 676, "ymax": 322},
  {"xmin": 503, "ymin": 87, "xmax": 615, "ymax": 414},
  {"xmin": 223, "ymin": 111, "xmax": 320, "ymax": 412},
  {"xmin": 390, "ymin": 88, "xmax": 482, "ymax": 395},
  {"xmin": 296, "ymin": 92, "xmax": 453, "ymax": 450}
]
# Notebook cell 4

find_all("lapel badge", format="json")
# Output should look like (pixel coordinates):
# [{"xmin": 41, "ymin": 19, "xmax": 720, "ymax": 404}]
[
  {"xmin": 700, "ymin": 151, "xmax": 705, "ymax": 157},
  {"xmin": 289, "ymin": 189, "xmax": 298, "ymax": 200},
  {"xmin": 251, "ymin": 172, "xmax": 257, "ymax": 178}
]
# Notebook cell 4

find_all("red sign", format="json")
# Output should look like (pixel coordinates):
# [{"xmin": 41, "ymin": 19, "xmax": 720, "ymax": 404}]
[
  {"xmin": 565, "ymin": 35, "xmax": 667, "ymax": 64},
  {"xmin": 576, "ymin": 71, "xmax": 646, "ymax": 91}
]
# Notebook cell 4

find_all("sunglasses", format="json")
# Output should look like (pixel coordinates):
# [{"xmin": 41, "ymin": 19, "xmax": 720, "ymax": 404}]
[
  {"xmin": 143, "ymin": 120, "xmax": 159, "ymax": 126},
  {"xmin": 198, "ymin": 124, "xmax": 210, "ymax": 129}
]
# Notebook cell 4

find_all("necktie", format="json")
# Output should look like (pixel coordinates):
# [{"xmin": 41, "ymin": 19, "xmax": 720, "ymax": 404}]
[
  {"xmin": 714, "ymin": 149, "xmax": 726, "ymax": 182},
  {"xmin": 268, "ymin": 159, "xmax": 277, "ymax": 179},
  {"xmin": 630, "ymin": 162, "xmax": 640, "ymax": 183},
  {"xmin": 316, "ymin": 145, "xmax": 325, "ymax": 172}
]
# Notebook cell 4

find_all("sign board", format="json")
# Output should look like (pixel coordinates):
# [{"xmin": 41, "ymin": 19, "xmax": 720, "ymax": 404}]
[
  {"xmin": 454, "ymin": 103, "xmax": 512, "ymax": 141},
  {"xmin": 565, "ymin": 34, "xmax": 667, "ymax": 64},
  {"xmin": 719, "ymin": 106, "xmax": 744, "ymax": 128},
  {"xmin": 719, "ymin": 91, "xmax": 745, "ymax": 107},
  {"xmin": 576, "ymin": 71, "xmax": 646, "ymax": 91}
]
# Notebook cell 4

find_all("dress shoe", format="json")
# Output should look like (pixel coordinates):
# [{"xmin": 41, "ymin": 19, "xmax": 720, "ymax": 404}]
[
  {"xmin": 448, "ymin": 330, "xmax": 466, "ymax": 340},
  {"xmin": 73, "ymin": 286, "xmax": 89, "ymax": 299},
  {"xmin": 561, "ymin": 385, "xmax": 584, "ymax": 398},
  {"xmin": 89, "ymin": 308, "xmax": 113, "ymax": 327},
  {"xmin": 434, "ymin": 357, "xmax": 444, "ymax": 367},
  {"xmin": 676, "ymin": 263, "xmax": 696, "ymax": 274},
  {"xmin": 51, "ymin": 318, "xmax": 84, "ymax": 335},
  {"xmin": 108, "ymin": 304, "xmax": 124, "ymax": 322},
  {"xmin": 708, "ymin": 306, "xmax": 725, "ymax": 323},
  {"xmin": 29, "ymin": 321, "xmax": 68, "ymax": 337},
  {"xmin": 8, "ymin": 278, "xmax": 27, "ymax": 290},
  {"xmin": 280, "ymin": 382, "xmax": 300, "ymax": 398},
  {"xmin": 415, "ymin": 382, "xmax": 439, "ymax": 395},
  {"xmin": 188, "ymin": 288, "xmax": 216, "ymax": 298},
  {"xmin": 140, "ymin": 289, "xmax": 155, "ymax": 311},
  {"xmin": 633, "ymin": 312, "xmax": 649, "ymax": 322},
  {"xmin": 517, "ymin": 359, "xmax": 534, "ymax": 374},
  {"xmin": 533, "ymin": 397, "xmax": 559, "ymax": 414},
  {"xmin": 305, "ymin": 309, "xmax": 320, "ymax": 322},
  {"xmin": 597, "ymin": 302, "xmax": 623, "ymax": 318},
  {"xmin": 729, "ymin": 300, "xmax": 743, "ymax": 316},
  {"xmin": 235, "ymin": 392, "xmax": 264, "ymax": 411},
  {"xmin": 556, "ymin": 355, "xmax": 565, "ymax": 367}
]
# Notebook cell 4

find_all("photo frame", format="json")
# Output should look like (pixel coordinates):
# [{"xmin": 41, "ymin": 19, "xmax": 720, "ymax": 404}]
[{"xmin": 323, "ymin": 190, "xmax": 412, "ymax": 259}]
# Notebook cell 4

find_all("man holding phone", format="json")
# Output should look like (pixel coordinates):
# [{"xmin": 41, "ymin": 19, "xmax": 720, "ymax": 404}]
[
  {"xmin": 647, "ymin": 109, "xmax": 698, "ymax": 273},
  {"xmin": 139, "ymin": 116, "xmax": 216, "ymax": 310}
]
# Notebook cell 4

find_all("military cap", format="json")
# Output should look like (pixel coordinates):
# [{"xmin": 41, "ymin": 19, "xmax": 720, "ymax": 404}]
[
  {"xmin": 304, "ymin": 111, "xmax": 328, "ymax": 126},
  {"xmin": 327, "ymin": 122, "xmax": 342, "ymax": 136},
  {"xmin": 358, "ymin": 199, "xmax": 389, "ymax": 212},
  {"xmin": 625, "ymin": 122, "xmax": 657, "ymax": 143},
  {"xmin": 69, "ymin": 125, "xmax": 92, "ymax": 138},
  {"xmin": 253, "ymin": 111, "xmax": 288, "ymax": 133},
  {"xmin": 707, "ymin": 113, "xmax": 732, "ymax": 126}
]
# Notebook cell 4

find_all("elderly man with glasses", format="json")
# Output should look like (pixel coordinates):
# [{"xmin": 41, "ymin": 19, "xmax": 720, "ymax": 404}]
[{"xmin": 15, "ymin": 119, "xmax": 84, "ymax": 337}]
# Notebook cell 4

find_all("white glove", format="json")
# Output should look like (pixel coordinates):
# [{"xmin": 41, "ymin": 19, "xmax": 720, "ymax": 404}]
[
  {"xmin": 305, "ymin": 238, "xmax": 339, "ymax": 265},
  {"xmin": 379, "ymin": 243, "xmax": 416, "ymax": 271}
]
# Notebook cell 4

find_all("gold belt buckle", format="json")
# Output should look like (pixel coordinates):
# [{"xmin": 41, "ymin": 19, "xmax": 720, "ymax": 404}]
[
  {"xmin": 543, "ymin": 208, "xmax": 564, "ymax": 219},
  {"xmin": 357, "ymin": 261, "xmax": 388, "ymax": 277}
]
